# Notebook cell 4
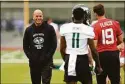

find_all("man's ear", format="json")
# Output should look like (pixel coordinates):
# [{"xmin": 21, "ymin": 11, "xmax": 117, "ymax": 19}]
[
  {"xmin": 95, "ymin": 13, "xmax": 98, "ymax": 17},
  {"xmin": 33, "ymin": 14, "xmax": 35, "ymax": 20}
]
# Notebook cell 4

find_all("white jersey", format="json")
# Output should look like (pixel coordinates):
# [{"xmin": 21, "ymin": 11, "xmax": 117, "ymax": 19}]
[{"xmin": 60, "ymin": 22, "xmax": 95, "ymax": 55}]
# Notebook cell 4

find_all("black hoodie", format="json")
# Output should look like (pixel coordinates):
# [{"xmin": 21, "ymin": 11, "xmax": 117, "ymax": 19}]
[{"xmin": 23, "ymin": 21, "xmax": 57, "ymax": 63}]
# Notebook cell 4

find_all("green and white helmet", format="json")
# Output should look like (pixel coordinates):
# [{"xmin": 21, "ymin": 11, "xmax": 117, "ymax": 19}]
[{"xmin": 72, "ymin": 4, "xmax": 91, "ymax": 25}]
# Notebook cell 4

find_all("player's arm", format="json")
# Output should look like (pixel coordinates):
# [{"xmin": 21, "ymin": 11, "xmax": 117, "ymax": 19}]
[
  {"xmin": 55, "ymin": 26, "xmax": 60, "ymax": 40},
  {"xmin": 117, "ymin": 34, "xmax": 123, "ymax": 45},
  {"xmin": 88, "ymin": 39, "xmax": 100, "ymax": 67},
  {"xmin": 23, "ymin": 28, "xmax": 31, "ymax": 59},
  {"xmin": 60, "ymin": 36, "xmax": 66, "ymax": 61},
  {"xmin": 55, "ymin": 29, "xmax": 61, "ymax": 45},
  {"xmin": 88, "ymin": 47, "xmax": 94, "ymax": 66},
  {"xmin": 115, "ymin": 21, "xmax": 123, "ymax": 46},
  {"xmin": 117, "ymin": 41, "xmax": 124, "ymax": 51},
  {"xmin": 88, "ymin": 38, "xmax": 102, "ymax": 74},
  {"xmin": 116, "ymin": 30, "xmax": 123, "ymax": 51},
  {"xmin": 46, "ymin": 26, "xmax": 57, "ymax": 59},
  {"xmin": 117, "ymin": 35, "xmax": 124, "ymax": 51}
]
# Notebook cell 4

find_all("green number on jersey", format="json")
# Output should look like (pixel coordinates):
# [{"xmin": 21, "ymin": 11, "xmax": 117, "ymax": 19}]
[{"xmin": 72, "ymin": 33, "xmax": 80, "ymax": 48}]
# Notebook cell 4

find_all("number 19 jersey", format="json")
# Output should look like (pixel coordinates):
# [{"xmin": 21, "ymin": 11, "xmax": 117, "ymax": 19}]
[
  {"xmin": 60, "ymin": 22, "xmax": 95, "ymax": 55},
  {"xmin": 92, "ymin": 18, "xmax": 122, "ymax": 52}
]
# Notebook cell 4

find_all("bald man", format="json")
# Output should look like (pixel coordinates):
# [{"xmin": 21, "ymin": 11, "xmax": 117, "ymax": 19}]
[{"xmin": 23, "ymin": 9, "xmax": 57, "ymax": 84}]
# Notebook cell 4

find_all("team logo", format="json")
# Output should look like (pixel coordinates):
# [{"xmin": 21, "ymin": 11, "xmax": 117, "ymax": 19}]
[{"xmin": 33, "ymin": 37, "xmax": 44, "ymax": 44}]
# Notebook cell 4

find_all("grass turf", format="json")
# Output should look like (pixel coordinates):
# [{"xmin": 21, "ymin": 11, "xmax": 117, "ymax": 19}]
[
  {"xmin": 1, "ymin": 51, "xmax": 124, "ymax": 84},
  {"xmin": 1, "ymin": 63, "xmax": 65, "ymax": 84},
  {"xmin": 1, "ymin": 63, "xmax": 124, "ymax": 84}
]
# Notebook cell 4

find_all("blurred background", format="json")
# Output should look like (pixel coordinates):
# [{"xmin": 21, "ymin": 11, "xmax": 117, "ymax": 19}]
[{"xmin": 1, "ymin": 1, "xmax": 124, "ymax": 84}]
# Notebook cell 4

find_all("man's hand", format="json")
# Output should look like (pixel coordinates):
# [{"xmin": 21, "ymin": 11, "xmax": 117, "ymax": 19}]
[
  {"xmin": 95, "ymin": 66, "xmax": 103, "ymax": 75},
  {"xmin": 117, "ymin": 43, "xmax": 124, "ymax": 51}
]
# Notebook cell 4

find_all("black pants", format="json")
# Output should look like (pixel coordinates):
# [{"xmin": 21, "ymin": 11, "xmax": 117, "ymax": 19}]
[
  {"xmin": 64, "ymin": 54, "xmax": 92, "ymax": 84},
  {"xmin": 29, "ymin": 60, "xmax": 52, "ymax": 84},
  {"xmin": 96, "ymin": 50, "xmax": 120, "ymax": 84}
]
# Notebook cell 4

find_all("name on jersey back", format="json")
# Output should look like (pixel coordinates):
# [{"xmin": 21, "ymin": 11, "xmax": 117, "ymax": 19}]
[{"xmin": 100, "ymin": 21, "xmax": 113, "ymax": 28}]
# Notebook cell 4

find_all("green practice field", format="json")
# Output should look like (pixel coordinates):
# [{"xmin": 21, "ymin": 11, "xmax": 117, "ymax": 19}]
[
  {"xmin": 1, "ymin": 51, "xmax": 125, "ymax": 84},
  {"xmin": 1, "ymin": 63, "xmax": 65, "ymax": 84},
  {"xmin": 1, "ymin": 63, "xmax": 125, "ymax": 84}
]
